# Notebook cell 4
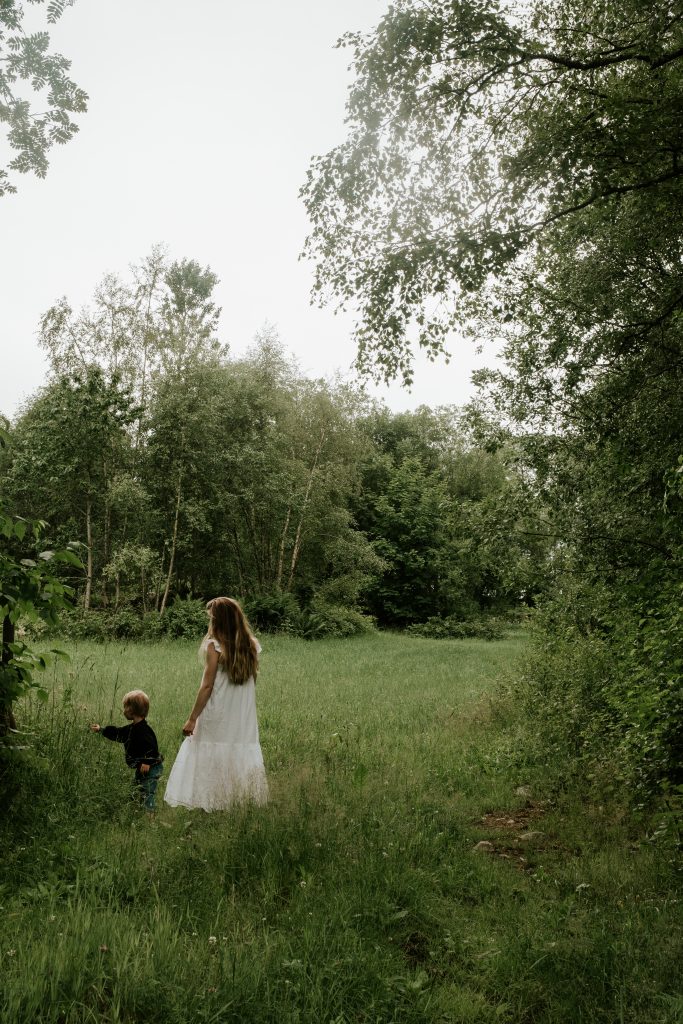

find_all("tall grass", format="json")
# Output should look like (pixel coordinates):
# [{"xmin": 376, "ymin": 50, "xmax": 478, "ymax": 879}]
[{"xmin": 1, "ymin": 633, "xmax": 681, "ymax": 1023}]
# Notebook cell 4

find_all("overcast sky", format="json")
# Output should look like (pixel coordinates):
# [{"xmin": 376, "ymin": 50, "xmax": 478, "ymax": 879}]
[{"xmin": 0, "ymin": 0, "xmax": 498, "ymax": 421}]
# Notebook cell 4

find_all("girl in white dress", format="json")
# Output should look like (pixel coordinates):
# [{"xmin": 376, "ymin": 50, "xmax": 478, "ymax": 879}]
[{"xmin": 164, "ymin": 597, "xmax": 268, "ymax": 811}]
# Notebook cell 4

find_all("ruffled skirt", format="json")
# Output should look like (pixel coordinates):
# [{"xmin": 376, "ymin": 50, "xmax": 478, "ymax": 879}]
[{"xmin": 164, "ymin": 737, "xmax": 268, "ymax": 811}]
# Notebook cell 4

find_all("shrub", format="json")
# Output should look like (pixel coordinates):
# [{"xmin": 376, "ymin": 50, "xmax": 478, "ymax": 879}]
[
  {"xmin": 140, "ymin": 612, "xmax": 165, "ymax": 641},
  {"xmin": 105, "ymin": 608, "xmax": 143, "ymax": 640},
  {"xmin": 47, "ymin": 607, "xmax": 108, "ymax": 641},
  {"xmin": 514, "ymin": 575, "xmax": 683, "ymax": 801},
  {"xmin": 406, "ymin": 616, "xmax": 506, "ymax": 640},
  {"xmin": 242, "ymin": 592, "xmax": 303, "ymax": 634},
  {"xmin": 44, "ymin": 607, "xmax": 148, "ymax": 641},
  {"xmin": 162, "ymin": 597, "xmax": 207, "ymax": 640},
  {"xmin": 302, "ymin": 601, "xmax": 376, "ymax": 639}
]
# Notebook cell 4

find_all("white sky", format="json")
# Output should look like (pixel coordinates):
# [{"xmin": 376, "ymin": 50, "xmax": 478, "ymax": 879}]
[{"xmin": 0, "ymin": 0, "xmax": 498, "ymax": 421}]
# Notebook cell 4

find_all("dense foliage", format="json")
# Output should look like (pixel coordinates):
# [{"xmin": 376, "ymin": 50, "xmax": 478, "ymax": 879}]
[
  {"xmin": 0, "ymin": 251, "xmax": 539, "ymax": 672},
  {"xmin": 303, "ymin": 0, "xmax": 683, "ymax": 798},
  {"xmin": 352, "ymin": 407, "xmax": 545, "ymax": 626},
  {"xmin": 0, "ymin": 497, "xmax": 79, "ymax": 735}
]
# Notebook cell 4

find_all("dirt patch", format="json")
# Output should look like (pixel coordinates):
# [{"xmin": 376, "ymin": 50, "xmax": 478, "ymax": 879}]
[
  {"xmin": 400, "ymin": 930, "xmax": 431, "ymax": 965},
  {"xmin": 473, "ymin": 800, "xmax": 551, "ymax": 870},
  {"xmin": 479, "ymin": 800, "xmax": 547, "ymax": 832}
]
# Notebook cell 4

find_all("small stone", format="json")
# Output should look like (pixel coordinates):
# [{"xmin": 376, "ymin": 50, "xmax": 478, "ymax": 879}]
[
  {"xmin": 518, "ymin": 831, "xmax": 544, "ymax": 843},
  {"xmin": 515, "ymin": 786, "xmax": 532, "ymax": 798},
  {"xmin": 472, "ymin": 840, "xmax": 495, "ymax": 853}
]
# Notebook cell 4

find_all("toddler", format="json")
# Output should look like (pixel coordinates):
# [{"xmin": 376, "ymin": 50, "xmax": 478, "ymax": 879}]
[{"xmin": 91, "ymin": 690, "xmax": 163, "ymax": 812}]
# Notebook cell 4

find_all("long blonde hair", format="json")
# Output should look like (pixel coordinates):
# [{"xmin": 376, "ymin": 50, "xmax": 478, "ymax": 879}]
[{"xmin": 205, "ymin": 597, "xmax": 259, "ymax": 685}]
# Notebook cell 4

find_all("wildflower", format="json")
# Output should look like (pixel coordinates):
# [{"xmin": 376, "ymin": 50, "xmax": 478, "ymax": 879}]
[{"xmin": 208, "ymin": 936, "xmax": 217, "ymax": 944}]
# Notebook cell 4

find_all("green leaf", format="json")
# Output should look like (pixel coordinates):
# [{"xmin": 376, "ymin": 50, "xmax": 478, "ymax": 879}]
[{"xmin": 52, "ymin": 549, "xmax": 84, "ymax": 568}]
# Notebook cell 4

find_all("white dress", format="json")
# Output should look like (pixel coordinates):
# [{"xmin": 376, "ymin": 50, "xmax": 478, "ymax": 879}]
[{"xmin": 164, "ymin": 637, "xmax": 268, "ymax": 811}]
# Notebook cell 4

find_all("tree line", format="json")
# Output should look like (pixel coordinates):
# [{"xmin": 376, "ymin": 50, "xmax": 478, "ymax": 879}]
[{"xmin": 0, "ymin": 249, "xmax": 543, "ymax": 640}]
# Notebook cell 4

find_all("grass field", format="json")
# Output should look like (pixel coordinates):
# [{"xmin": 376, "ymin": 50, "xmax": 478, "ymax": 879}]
[{"xmin": 1, "ymin": 632, "xmax": 681, "ymax": 1023}]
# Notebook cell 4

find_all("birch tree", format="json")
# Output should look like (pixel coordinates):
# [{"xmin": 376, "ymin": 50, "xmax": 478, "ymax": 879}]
[{"xmin": 7, "ymin": 369, "xmax": 137, "ymax": 609}]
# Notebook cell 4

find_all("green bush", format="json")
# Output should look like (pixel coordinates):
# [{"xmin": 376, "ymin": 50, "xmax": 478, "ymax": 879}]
[
  {"xmin": 161, "ymin": 597, "xmax": 207, "ymax": 640},
  {"xmin": 106, "ymin": 608, "xmax": 143, "ymax": 640},
  {"xmin": 242, "ymin": 591, "xmax": 303, "ymax": 634},
  {"xmin": 406, "ymin": 615, "xmax": 506, "ymax": 640},
  {"xmin": 302, "ymin": 601, "xmax": 376, "ymax": 639},
  {"xmin": 514, "ymin": 575, "xmax": 683, "ymax": 802},
  {"xmin": 41, "ymin": 606, "xmax": 147, "ymax": 641},
  {"xmin": 140, "ymin": 611, "xmax": 165, "ymax": 641},
  {"xmin": 39, "ymin": 593, "xmax": 382, "ymax": 644},
  {"xmin": 46, "ymin": 606, "xmax": 108, "ymax": 641}
]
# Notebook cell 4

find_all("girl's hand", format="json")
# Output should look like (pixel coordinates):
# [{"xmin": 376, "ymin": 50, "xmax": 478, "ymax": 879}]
[
  {"xmin": 139, "ymin": 763, "xmax": 150, "ymax": 775},
  {"xmin": 90, "ymin": 723, "xmax": 101, "ymax": 732},
  {"xmin": 182, "ymin": 719, "xmax": 195, "ymax": 736}
]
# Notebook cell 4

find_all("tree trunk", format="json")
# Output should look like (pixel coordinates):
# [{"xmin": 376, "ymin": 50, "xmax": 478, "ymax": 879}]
[
  {"xmin": 0, "ymin": 616, "xmax": 17, "ymax": 735},
  {"xmin": 154, "ymin": 547, "xmax": 166, "ymax": 612},
  {"xmin": 137, "ymin": 334, "xmax": 149, "ymax": 450},
  {"xmin": 263, "ymin": 519, "xmax": 274, "ymax": 586},
  {"xmin": 135, "ymin": 250, "xmax": 163, "ymax": 448},
  {"xmin": 141, "ymin": 565, "xmax": 147, "ymax": 614},
  {"xmin": 250, "ymin": 507, "xmax": 264, "ymax": 590},
  {"xmin": 232, "ymin": 525, "xmax": 246, "ymax": 595},
  {"xmin": 287, "ymin": 430, "xmax": 326, "ymax": 591},
  {"xmin": 84, "ymin": 498, "xmax": 93, "ymax": 611},
  {"xmin": 275, "ymin": 506, "xmax": 291, "ymax": 589},
  {"xmin": 241, "ymin": 499, "xmax": 263, "ymax": 591},
  {"xmin": 160, "ymin": 476, "xmax": 182, "ymax": 615},
  {"xmin": 101, "ymin": 495, "xmax": 111, "ymax": 607}
]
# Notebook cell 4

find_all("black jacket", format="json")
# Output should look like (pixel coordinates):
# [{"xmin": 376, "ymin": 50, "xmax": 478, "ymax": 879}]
[{"xmin": 100, "ymin": 720, "xmax": 162, "ymax": 769}]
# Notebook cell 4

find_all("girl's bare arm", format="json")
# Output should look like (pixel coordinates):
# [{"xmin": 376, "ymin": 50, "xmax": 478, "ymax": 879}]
[{"xmin": 182, "ymin": 643, "xmax": 219, "ymax": 735}]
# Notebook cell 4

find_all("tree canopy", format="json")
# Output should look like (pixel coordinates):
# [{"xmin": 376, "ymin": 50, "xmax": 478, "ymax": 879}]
[
  {"xmin": 302, "ymin": 0, "xmax": 683, "ymax": 385},
  {"xmin": 0, "ymin": 0, "xmax": 87, "ymax": 197}
]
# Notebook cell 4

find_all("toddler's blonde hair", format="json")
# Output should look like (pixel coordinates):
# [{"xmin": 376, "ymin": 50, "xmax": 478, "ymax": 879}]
[{"xmin": 123, "ymin": 690, "xmax": 150, "ymax": 717}]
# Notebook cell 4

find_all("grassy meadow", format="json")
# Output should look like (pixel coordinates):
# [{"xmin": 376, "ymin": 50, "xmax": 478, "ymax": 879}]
[{"xmin": 1, "ymin": 632, "xmax": 681, "ymax": 1023}]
